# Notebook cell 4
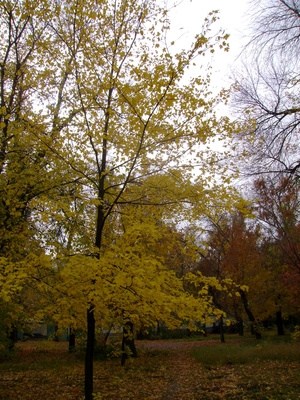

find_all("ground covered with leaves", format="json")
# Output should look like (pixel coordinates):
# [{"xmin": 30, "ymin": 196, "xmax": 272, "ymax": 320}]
[{"xmin": 1, "ymin": 337, "xmax": 300, "ymax": 399}]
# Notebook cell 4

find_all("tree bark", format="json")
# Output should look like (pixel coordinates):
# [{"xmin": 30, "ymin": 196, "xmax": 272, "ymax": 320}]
[
  {"xmin": 237, "ymin": 318, "xmax": 244, "ymax": 336},
  {"xmin": 84, "ymin": 166, "xmax": 106, "ymax": 398},
  {"xmin": 85, "ymin": 307, "xmax": 95, "ymax": 400},
  {"xmin": 69, "ymin": 328, "xmax": 76, "ymax": 352},
  {"xmin": 235, "ymin": 311, "xmax": 244, "ymax": 336},
  {"xmin": 219, "ymin": 316, "xmax": 225, "ymax": 343},
  {"xmin": 157, "ymin": 320, "xmax": 160, "ymax": 337},
  {"xmin": 103, "ymin": 326, "xmax": 112, "ymax": 346},
  {"xmin": 7, "ymin": 326, "xmax": 18, "ymax": 350},
  {"xmin": 239, "ymin": 289, "xmax": 262, "ymax": 340},
  {"xmin": 276, "ymin": 309, "xmax": 285, "ymax": 336},
  {"xmin": 54, "ymin": 325, "xmax": 59, "ymax": 342}
]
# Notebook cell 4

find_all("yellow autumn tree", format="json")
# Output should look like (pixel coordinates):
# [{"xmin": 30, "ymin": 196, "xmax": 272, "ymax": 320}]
[
  {"xmin": 1, "ymin": 0, "xmax": 236, "ymax": 398},
  {"xmin": 0, "ymin": 0, "xmax": 88, "ymax": 348},
  {"xmin": 36, "ymin": 203, "xmax": 224, "ymax": 355}
]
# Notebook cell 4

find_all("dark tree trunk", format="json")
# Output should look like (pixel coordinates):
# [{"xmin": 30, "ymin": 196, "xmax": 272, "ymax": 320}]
[
  {"xmin": 7, "ymin": 326, "xmax": 18, "ymax": 350},
  {"xmin": 84, "ymin": 203, "xmax": 105, "ymax": 398},
  {"xmin": 239, "ymin": 289, "xmax": 262, "ymax": 340},
  {"xmin": 276, "ymin": 309, "xmax": 285, "ymax": 336},
  {"xmin": 121, "ymin": 335, "xmax": 126, "ymax": 367},
  {"xmin": 85, "ymin": 307, "xmax": 95, "ymax": 400},
  {"xmin": 84, "ymin": 86, "xmax": 113, "ymax": 399},
  {"xmin": 219, "ymin": 316, "xmax": 225, "ymax": 343},
  {"xmin": 121, "ymin": 321, "xmax": 137, "ymax": 366},
  {"xmin": 136, "ymin": 328, "xmax": 144, "ymax": 340},
  {"xmin": 103, "ymin": 326, "xmax": 112, "ymax": 346},
  {"xmin": 69, "ymin": 328, "xmax": 76, "ymax": 352},
  {"xmin": 237, "ymin": 318, "xmax": 244, "ymax": 336},
  {"xmin": 235, "ymin": 311, "xmax": 244, "ymax": 336},
  {"xmin": 157, "ymin": 320, "xmax": 160, "ymax": 337},
  {"xmin": 54, "ymin": 325, "xmax": 59, "ymax": 342}
]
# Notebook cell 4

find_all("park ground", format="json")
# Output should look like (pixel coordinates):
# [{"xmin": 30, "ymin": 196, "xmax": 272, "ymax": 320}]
[{"xmin": 1, "ymin": 334, "xmax": 300, "ymax": 399}]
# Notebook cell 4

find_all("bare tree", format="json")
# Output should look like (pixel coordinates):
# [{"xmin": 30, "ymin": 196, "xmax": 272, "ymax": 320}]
[
  {"xmin": 232, "ymin": 0, "xmax": 300, "ymax": 178},
  {"xmin": 248, "ymin": 0, "xmax": 300, "ymax": 56}
]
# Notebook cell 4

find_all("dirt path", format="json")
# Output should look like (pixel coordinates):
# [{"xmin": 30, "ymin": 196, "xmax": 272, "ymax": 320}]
[
  {"xmin": 160, "ymin": 345, "xmax": 201, "ymax": 399},
  {"xmin": 135, "ymin": 340, "xmax": 219, "ymax": 400}
]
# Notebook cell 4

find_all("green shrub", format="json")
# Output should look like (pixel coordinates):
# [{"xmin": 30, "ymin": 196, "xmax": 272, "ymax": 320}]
[
  {"xmin": 73, "ymin": 330, "xmax": 122, "ymax": 361},
  {"xmin": 94, "ymin": 338, "xmax": 122, "ymax": 360},
  {"xmin": 291, "ymin": 325, "xmax": 300, "ymax": 342},
  {"xmin": 0, "ymin": 303, "xmax": 15, "ymax": 359}
]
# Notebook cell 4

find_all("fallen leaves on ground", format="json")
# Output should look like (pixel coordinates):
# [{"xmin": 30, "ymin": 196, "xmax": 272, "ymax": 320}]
[{"xmin": 0, "ymin": 339, "xmax": 300, "ymax": 399}]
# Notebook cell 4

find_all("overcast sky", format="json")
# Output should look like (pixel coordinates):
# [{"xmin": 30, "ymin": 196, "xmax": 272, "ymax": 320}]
[{"xmin": 167, "ymin": 0, "xmax": 252, "ymax": 89}]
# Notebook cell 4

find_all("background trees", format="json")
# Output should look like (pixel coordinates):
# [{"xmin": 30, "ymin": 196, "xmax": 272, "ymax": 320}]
[
  {"xmin": 253, "ymin": 176, "xmax": 300, "ymax": 324},
  {"xmin": 232, "ymin": 0, "xmax": 300, "ymax": 177},
  {"xmin": 195, "ymin": 211, "xmax": 265, "ymax": 338},
  {"xmin": 229, "ymin": 0, "xmax": 300, "ymax": 334}
]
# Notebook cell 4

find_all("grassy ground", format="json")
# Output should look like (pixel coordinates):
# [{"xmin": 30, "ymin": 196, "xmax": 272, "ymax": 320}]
[{"xmin": 0, "ymin": 334, "xmax": 300, "ymax": 399}]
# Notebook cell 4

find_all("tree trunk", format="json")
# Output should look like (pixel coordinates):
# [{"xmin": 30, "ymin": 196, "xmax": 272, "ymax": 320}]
[
  {"xmin": 54, "ymin": 325, "xmax": 59, "ymax": 342},
  {"xmin": 239, "ymin": 289, "xmax": 262, "ymax": 340},
  {"xmin": 85, "ymin": 306, "xmax": 95, "ymax": 400},
  {"xmin": 121, "ymin": 321, "xmax": 137, "ymax": 366},
  {"xmin": 69, "ymin": 328, "xmax": 76, "ymax": 352},
  {"xmin": 237, "ymin": 318, "xmax": 244, "ymax": 336},
  {"xmin": 157, "ymin": 320, "xmax": 160, "ymax": 337},
  {"xmin": 276, "ymin": 309, "xmax": 285, "ymax": 336},
  {"xmin": 7, "ymin": 326, "xmax": 18, "ymax": 350},
  {"xmin": 84, "ymin": 173, "xmax": 106, "ymax": 398},
  {"xmin": 235, "ymin": 311, "xmax": 244, "ymax": 336},
  {"xmin": 121, "ymin": 335, "xmax": 126, "ymax": 367},
  {"xmin": 219, "ymin": 316, "xmax": 225, "ymax": 343},
  {"xmin": 103, "ymin": 326, "xmax": 112, "ymax": 346},
  {"xmin": 136, "ymin": 327, "xmax": 144, "ymax": 340}
]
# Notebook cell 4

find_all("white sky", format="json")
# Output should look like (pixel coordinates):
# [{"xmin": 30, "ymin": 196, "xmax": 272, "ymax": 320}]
[{"xmin": 167, "ymin": 0, "xmax": 252, "ymax": 90}]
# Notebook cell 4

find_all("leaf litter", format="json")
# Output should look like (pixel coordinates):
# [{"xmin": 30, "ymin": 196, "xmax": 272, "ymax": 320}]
[{"xmin": 0, "ymin": 340, "xmax": 300, "ymax": 399}]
